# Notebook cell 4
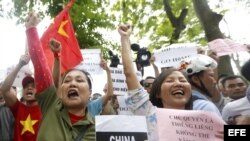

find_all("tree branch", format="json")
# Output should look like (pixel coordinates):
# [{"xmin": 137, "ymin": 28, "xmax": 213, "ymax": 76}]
[
  {"xmin": 192, "ymin": 0, "xmax": 234, "ymax": 76},
  {"xmin": 192, "ymin": 0, "xmax": 224, "ymax": 41},
  {"xmin": 163, "ymin": 0, "xmax": 188, "ymax": 43}
]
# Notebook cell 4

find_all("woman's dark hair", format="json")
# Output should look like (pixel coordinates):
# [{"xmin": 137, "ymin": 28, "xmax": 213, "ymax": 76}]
[
  {"xmin": 221, "ymin": 75, "xmax": 246, "ymax": 88},
  {"xmin": 241, "ymin": 59, "xmax": 250, "ymax": 82},
  {"xmin": 149, "ymin": 68, "xmax": 193, "ymax": 110},
  {"xmin": 61, "ymin": 68, "xmax": 92, "ymax": 90}
]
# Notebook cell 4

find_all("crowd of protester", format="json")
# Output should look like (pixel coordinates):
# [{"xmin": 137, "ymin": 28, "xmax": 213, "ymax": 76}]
[{"xmin": 0, "ymin": 10, "xmax": 250, "ymax": 141}]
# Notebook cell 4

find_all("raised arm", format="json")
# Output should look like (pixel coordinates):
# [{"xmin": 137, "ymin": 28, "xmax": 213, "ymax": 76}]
[
  {"xmin": 100, "ymin": 58, "xmax": 113, "ymax": 105},
  {"xmin": 0, "ymin": 54, "xmax": 30, "ymax": 106},
  {"xmin": 25, "ymin": 11, "xmax": 53, "ymax": 93},
  {"xmin": 49, "ymin": 38, "xmax": 62, "ymax": 88},
  {"xmin": 119, "ymin": 24, "xmax": 157, "ymax": 141},
  {"xmin": 118, "ymin": 24, "xmax": 140, "ymax": 90}
]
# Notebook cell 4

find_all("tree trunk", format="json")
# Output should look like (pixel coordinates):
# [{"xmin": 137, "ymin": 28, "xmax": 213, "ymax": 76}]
[
  {"xmin": 192, "ymin": 0, "xmax": 234, "ymax": 77},
  {"xmin": 163, "ymin": 0, "xmax": 188, "ymax": 44}
]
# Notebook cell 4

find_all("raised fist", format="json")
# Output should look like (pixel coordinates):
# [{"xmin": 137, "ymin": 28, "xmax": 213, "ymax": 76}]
[
  {"xmin": 25, "ymin": 11, "xmax": 41, "ymax": 29},
  {"xmin": 49, "ymin": 38, "xmax": 62, "ymax": 53},
  {"xmin": 118, "ymin": 23, "xmax": 132, "ymax": 37},
  {"xmin": 19, "ymin": 54, "xmax": 30, "ymax": 66}
]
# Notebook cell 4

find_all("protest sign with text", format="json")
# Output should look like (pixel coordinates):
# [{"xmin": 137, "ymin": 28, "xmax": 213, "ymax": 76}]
[
  {"xmin": 208, "ymin": 38, "xmax": 249, "ymax": 56},
  {"xmin": 74, "ymin": 49, "xmax": 103, "ymax": 75},
  {"xmin": 110, "ymin": 67, "xmax": 142, "ymax": 95},
  {"xmin": 154, "ymin": 43, "xmax": 197, "ymax": 68},
  {"xmin": 156, "ymin": 108, "xmax": 225, "ymax": 141},
  {"xmin": 96, "ymin": 115, "xmax": 148, "ymax": 141}
]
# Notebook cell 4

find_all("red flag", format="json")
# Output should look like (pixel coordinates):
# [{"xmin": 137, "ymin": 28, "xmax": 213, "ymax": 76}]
[{"xmin": 41, "ymin": 0, "xmax": 83, "ymax": 74}]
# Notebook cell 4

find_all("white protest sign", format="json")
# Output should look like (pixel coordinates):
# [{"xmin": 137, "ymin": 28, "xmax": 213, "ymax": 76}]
[
  {"xmin": 95, "ymin": 115, "xmax": 148, "ymax": 141},
  {"xmin": 156, "ymin": 108, "xmax": 225, "ymax": 141},
  {"xmin": 74, "ymin": 49, "xmax": 103, "ymax": 75},
  {"xmin": 208, "ymin": 38, "xmax": 249, "ymax": 56},
  {"xmin": 110, "ymin": 67, "xmax": 142, "ymax": 95},
  {"xmin": 116, "ymin": 95, "xmax": 133, "ymax": 115},
  {"xmin": 154, "ymin": 43, "xmax": 198, "ymax": 68}
]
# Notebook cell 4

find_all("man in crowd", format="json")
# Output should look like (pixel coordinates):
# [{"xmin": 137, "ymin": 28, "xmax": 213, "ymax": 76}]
[{"xmin": 0, "ymin": 54, "xmax": 42, "ymax": 141}]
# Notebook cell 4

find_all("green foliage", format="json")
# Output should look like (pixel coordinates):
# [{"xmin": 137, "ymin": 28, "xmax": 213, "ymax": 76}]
[
  {"xmin": 0, "ymin": 0, "xmax": 233, "ymax": 55},
  {"xmin": 2, "ymin": 0, "xmax": 116, "ymax": 56},
  {"xmin": 1, "ymin": 0, "xmax": 207, "ymax": 53},
  {"xmin": 111, "ymin": 0, "xmax": 208, "ymax": 51}
]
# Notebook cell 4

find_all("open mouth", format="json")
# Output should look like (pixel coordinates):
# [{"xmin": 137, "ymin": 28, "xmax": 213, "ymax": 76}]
[
  {"xmin": 172, "ymin": 90, "xmax": 184, "ymax": 97},
  {"xmin": 26, "ymin": 92, "xmax": 33, "ymax": 97},
  {"xmin": 68, "ymin": 89, "xmax": 79, "ymax": 98}
]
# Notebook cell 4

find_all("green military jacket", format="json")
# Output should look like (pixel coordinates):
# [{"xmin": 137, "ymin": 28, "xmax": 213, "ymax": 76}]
[{"xmin": 36, "ymin": 86, "xmax": 95, "ymax": 141}]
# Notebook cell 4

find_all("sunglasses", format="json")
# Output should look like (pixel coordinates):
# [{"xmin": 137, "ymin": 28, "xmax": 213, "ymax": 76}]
[{"xmin": 144, "ymin": 83, "xmax": 152, "ymax": 88}]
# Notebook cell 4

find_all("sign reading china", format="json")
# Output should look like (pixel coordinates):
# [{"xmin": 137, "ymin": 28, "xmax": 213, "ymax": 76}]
[
  {"xmin": 110, "ymin": 67, "xmax": 142, "ymax": 95},
  {"xmin": 95, "ymin": 115, "xmax": 148, "ymax": 141},
  {"xmin": 74, "ymin": 49, "xmax": 103, "ymax": 75},
  {"xmin": 154, "ymin": 43, "xmax": 198, "ymax": 68},
  {"xmin": 156, "ymin": 108, "xmax": 225, "ymax": 141},
  {"xmin": 208, "ymin": 38, "xmax": 249, "ymax": 56}
]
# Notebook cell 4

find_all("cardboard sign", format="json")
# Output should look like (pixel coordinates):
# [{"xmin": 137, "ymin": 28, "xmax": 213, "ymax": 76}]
[
  {"xmin": 96, "ymin": 115, "xmax": 148, "ymax": 141},
  {"xmin": 156, "ymin": 108, "xmax": 225, "ymax": 141},
  {"xmin": 154, "ymin": 43, "xmax": 197, "ymax": 68},
  {"xmin": 74, "ymin": 49, "xmax": 103, "ymax": 75}
]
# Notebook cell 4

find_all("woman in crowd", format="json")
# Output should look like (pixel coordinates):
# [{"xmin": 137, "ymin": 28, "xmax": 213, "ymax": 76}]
[
  {"xmin": 25, "ymin": 11, "xmax": 95, "ymax": 141},
  {"xmin": 118, "ymin": 23, "xmax": 223, "ymax": 141},
  {"xmin": 149, "ymin": 69, "xmax": 193, "ymax": 110},
  {"xmin": 118, "ymin": 23, "xmax": 192, "ymax": 141}
]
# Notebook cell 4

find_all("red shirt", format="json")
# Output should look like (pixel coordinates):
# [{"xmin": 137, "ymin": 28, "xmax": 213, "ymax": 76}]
[
  {"xmin": 69, "ymin": 112, "xmax": 85, "ymax": 125},
  {"xmin": 10, "ymin": 101, "xmax": 42, "ymax": 141}
]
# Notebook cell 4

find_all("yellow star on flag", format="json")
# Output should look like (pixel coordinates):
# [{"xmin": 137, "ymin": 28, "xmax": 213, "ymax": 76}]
[
  {"xmin": 58, "ymin": 20, "xmax": 69, "ymax": 38},
  {"xmin": 20, "ymin": 114, "xmax": 38, "ymax": 135}
]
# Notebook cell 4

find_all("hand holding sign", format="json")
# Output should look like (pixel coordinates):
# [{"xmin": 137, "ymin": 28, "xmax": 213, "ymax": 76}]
[
  {"xmin": 100, "ymin": 59, "xmax": 108, "ymax": 71},
  {"xmin": 207, "ymin": 49, "xmax": 219, "ymax": 62}
]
